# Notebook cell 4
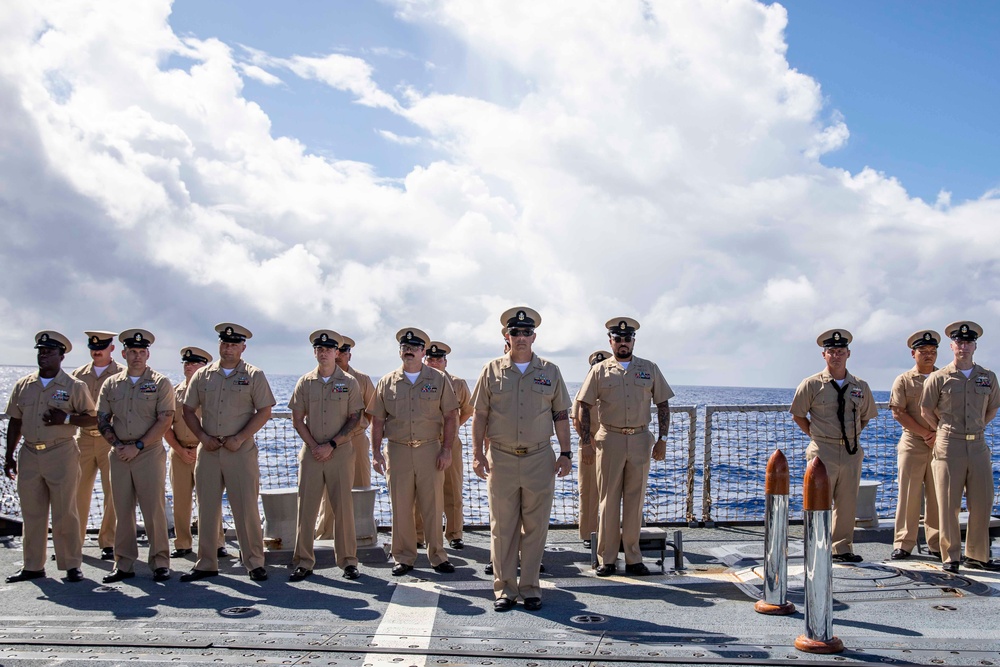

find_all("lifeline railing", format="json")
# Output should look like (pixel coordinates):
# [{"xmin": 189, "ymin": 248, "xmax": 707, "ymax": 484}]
[{"xmin": 2, "ymin": 404, "xmax": 999, "ymax": 529}]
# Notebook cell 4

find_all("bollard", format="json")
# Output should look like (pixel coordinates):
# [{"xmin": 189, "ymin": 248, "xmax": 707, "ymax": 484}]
[
  {"xmin": 795, "ymin": 457, "xmax": 844, "ymax": 654},
  {"xmin": 755, "ymin": 449, "xmax": 795, "ymax": 615}
]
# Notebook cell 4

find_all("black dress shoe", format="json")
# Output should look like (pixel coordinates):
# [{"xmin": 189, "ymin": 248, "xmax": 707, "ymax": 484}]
[
  {"xmin": 832, "ymin": 552, "xmax": 863, "ymax": 563},
  {"xmin": 5, "ymin": 569, "xmax": 45, "ymax": 583},
  {"xmin": 217, "ymin": 547, "xmax": 230, "ymax": 558},
  {"xmin": 539, "ymin": 562, "xmax": 545, "ymax": 573},
  {"xmin": 493, "ymin": 597, "xmax": 515, "ymax": 611},
  {"xmin": 170, "ymin": 548, "xmax": 193, "ymax": 558},
  {"xmin": 343, "ymin": 565, "xmax": 360, "ymax": 580},
  {"xmin": 523, "ymin": 597, "xmax": 542, "ymax": 611},
  {"xmin": 289, "ymin": 567, "xmax": 312, "ymax": 582},
  {"xmin": 625, "ymin": 562, "xmax": 651, "ymax": 576},
  {"xmin": 102, "ymin": 568, "xmax": 135, "ymax": 583},
  {"xmin": 484, "ymin": 562, "xmax": 493, "ymax": 575},
  {"xmin": 433, "ymin": 561, "xmax": 455, "ymax": 573},
  {"xmin": 391, "ymin": 563, "xmax": 414, "ymax": 576},
  {"xmin": 449, "ymin": 539, "xmax": 464, "ymax": 550},
  {"xmin": 249, "ymin": 567, "xmax": 268, "ymax": 581},
  {"xmin": 100, "ymin": 547, "xmax": 115, "ymax": 561},
  {"xmin": 942, "ymin": 561, "xmax": 960, "ymax": 574},
  {"xmin": 153, "ymin": 568, "xmax": 170, "ymax": 582},
  {"xmin": 582, "ymin": 539, "xmax": 591, "ymax": 548},
  {"xmin": 927, "ymin": 550, "xmax": 942, "ymax": 558},
  {"xmin": 179, "ymin": 569, "xmax": 218, "ymax": 582},
  {"xmin": 65, "ymin": 567, "xmax": 84, "ymax": 583},
  {"xmin": 595, "ymin": 564, "xmax": 617, "ymax": 577},
  {"xmin": 890, "ymin": 549, "xmax": 910, "ymax": 560},
  {"xmin": 416, "ymin": 542, "xmax": 426, "ymax": 549},
  {"xmin": 962, "ymin": 558, "xmax": 1000, "ymax": 572}
]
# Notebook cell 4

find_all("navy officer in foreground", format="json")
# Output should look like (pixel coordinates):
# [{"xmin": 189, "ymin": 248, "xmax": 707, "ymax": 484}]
[
  {"xmin": 5, "ymin": 331, "xmax": 96, "ymax": 583},
  {"xmin": 790, "ymin": 329, "xmax": 878, "ymax": 562}
]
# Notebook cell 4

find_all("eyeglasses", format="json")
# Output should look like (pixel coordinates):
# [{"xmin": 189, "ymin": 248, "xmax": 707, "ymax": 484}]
[
  {"xmin": 400, "ymin": 343, "xmax": 425, "ymax": 351},
  {"xmin": 508, "ymin": 328, "xmax": 534, "ymax": 338},
  {"xmin": 612, "ymin": 335, "xmax": 634, "ymax": 343}
]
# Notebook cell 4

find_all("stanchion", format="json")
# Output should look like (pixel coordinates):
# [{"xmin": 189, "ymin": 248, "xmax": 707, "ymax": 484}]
[
  {"xmin": 795, "ymin": 457, "xmax": 844, "ymax": 654},
  {"xmin": 755, "ymin": 449, "xmax": 795, "ymax": 615}
]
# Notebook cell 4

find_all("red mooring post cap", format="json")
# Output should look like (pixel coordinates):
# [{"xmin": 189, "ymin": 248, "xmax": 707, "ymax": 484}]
[
  {"xmin": 803, "ymin": 456, "xmax": 832, "ymax": 511},
  {"xmin": 764, "ymin": 449, "xmax": 790, "ymax": 495}
]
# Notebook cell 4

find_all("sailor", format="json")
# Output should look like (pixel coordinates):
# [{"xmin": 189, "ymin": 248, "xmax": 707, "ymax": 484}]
[
  {"xmin": 4, "ymin": 331, "xmax": 95, "ymax": 583},
  {"xmin": 287, "ymin": 330, "xmax": 364, "ymax": 581},
  {"xmin": 315, "ymin": 335, "xmax": 376, "ymax": 539},
  {"xmin": 920, "ymin": 321, "xmax": 1000, "ymax": 573},
  {"xmin": 572, "ymin": 350, "xmax": 612, "ymax": 548},
  {"xmin": 162, "ymin": 346, "xmax": 227, "ymax": 559},
  {"xmin": 71, "ymin": 330, "xmax": 121, "ymax": 560},
  {"xmin": 888, "ymin": 330, "xmax": 941, "ymax": 560},
  {"xmin": 578, "ymin": 319, "xmax": 673, "ymax": 576},
  {"xmin": 471, "ymin": 307, "xmax": 572, "ymax": 612},
  {"xmin": 180, "ymin": 323, "xmax": 276, "ymax": 582},
  {"xmin": 369, "ymin": 327, "xmax": 459, "ymax": 576},
  {"xmin": 97, "ymin": 329, "xmax": 175, "ymax": 582},
  {"xmin": 416, "ymin": 341, "xmax": 475, "ymax": 550},
  {"xmin": 790, "ymin": 329, "xmax": 878, "ymax": 562}
]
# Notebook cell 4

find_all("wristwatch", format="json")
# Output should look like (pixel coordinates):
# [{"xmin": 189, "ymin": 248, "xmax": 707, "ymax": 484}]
[
  {"xmin": 559, "ymin": 451, "xmax": 572, "ymax": 460},
  {"xmin": 134, "ymin": 440, "xmax": 145, "ymax": 451}
]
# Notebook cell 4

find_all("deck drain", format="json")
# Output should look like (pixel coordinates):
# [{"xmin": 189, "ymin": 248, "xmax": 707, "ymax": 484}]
[
  {"xmin": 220, "ymin": 606, "xmax": 257, "ymax": 617},
  {"xmin": 570, "ymin": 614, "xmax": 606, "ymax": 624},
  {"xmin": 93, "ymin": 585, "xmax": 119, "ymax": 593},
  {"xmin": 546, "ymin": 546, "xmax": 571, "ymax": 552},
  {"xmin": 932, "ymin": 605, "xmax": 958, "ymax": 611}
]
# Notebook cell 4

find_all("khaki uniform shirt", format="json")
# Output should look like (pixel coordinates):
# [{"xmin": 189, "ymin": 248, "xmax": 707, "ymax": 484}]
[
  {"xmin": 170, "ymin": 380, "xmax": 200, "ymax": 445},
  {"xmin": 447, "ymin": 372, "xmax": 475, "ymax": 423},
  {"xmin": 5, "ymin": 370, "xmax": 96, "ymax": 445},
  {"xmin": 920, "ymin": 362, "xmax": 1000, "ymax": 435},
  {"xmin": 97, "ymin": 368, "xmax": 176, "ymax": 442},
  {"xmin": 288, "ymin": 366, "xmax": 364, "ymax": 442},
  {"xmin": 790, "ymin": 369, "xmax": 878, "ymax": 442},
  {"xmin": 578, "ymin": 356, "xmax": 673, "ymax": 428},
  {"xmin": 344, "ymin": 365, "xmax": 376, "ymax": 438},
  {"xmin": 889, "ymin": 367, "xmax": 936, "ymax": 435},
  {"xmin": 72, "ymin": 359, "xmax": 122, "ymax": 439},
  {"xmin": 184, "ymin": 360, "xmax": 276, "ymax": 437},
  {"xmin": 471, "ymin": 353, "xmax": 572, "ymax": 446},
  {"xmin": 369, "ymin": 365, "xmax": 459, "ymax": 443}
]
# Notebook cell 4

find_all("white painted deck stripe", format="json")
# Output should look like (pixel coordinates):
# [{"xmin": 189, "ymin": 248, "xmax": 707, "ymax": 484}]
[{"xmin": 363, "ymin": 580, "xmax": 440, "ymax": 667}]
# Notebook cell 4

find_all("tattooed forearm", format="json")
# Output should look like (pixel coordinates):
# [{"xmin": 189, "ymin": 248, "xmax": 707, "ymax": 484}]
[
  {"xmin": 656, "ymin": 401, "xmax": 670, "ymax": 440},
  {"xmin": 552, "ymin": 409, "xmax": 569, "ymax": 422},
  {"xmin": 333, "ymin": 410, "xmax": 362, "ymax": 445},
  {"xmin": 98, "ymin": 412, "xmax": 119, "ymax": 446},
  {"xmin": 579, "ymin": 403, "xmax": 592, "ymax": 445}
]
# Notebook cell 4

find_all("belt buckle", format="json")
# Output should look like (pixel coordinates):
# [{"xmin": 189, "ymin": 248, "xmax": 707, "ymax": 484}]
[
  {"xmin": 515, "ymin": 447, "xmax": 528, "ymax": 456},
  {"xmin": 621, "ymin": 427, "xmax": 636, "ymax": 435},
  {"xmin": 966, "ymin": 434, "xmax": 977, "ymax": 441},
  {"xmin": 35, "ymin": 443, "xmax": 46, "ymax": 451},
  {"xmin": 407, "ymin": 440, "xmax": 421, "ymax": 447}
]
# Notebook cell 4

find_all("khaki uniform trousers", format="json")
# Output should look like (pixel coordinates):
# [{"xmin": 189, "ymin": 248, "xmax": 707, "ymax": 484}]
[
  {"xmin": 487, "ymin": 442, "xmax": 555, "ymax": 601},
  {"xmin": 109, "ymin": 443, "xmax": 170, "ymax": 572},
  {"xmin": 76, "ymin": 433, "xmax": 115, "ymax": 548},
  {"xmin": 893, "ymin": 433, "xmax": 940, "ymax": 553},
  {"xmin": 386, "ymin": 440, "xmax": 447, "ymax": 567},
  {"xmin": 578, "ymin": 456, "xmax": 598, "ymax": 541},
  {"xmin": 806, "ymin": 438, "xmax": 863, "ymax": 555},
  {"xmin": 293, "ymin": 441, "xmax": 358, "ymax": 570},
  {"xmin": 315, "ymin": 432, "xmax": 371, "ymax": 539},
  {"xmin": 414, "ymin": 436, "xmax": 465, "ymax": 543},
  {"xmin": 596, "ymin": 429, "xmax": 652, "ymax": 566},
  {"xmin": 168, "ymin": 446, "xmax": 225, "ymax": 550},
  {"xmin": 194, "ymin": 442, "xmax": 265, "ymax": 572},
  {"xmin": 932, "ymin": 433, "xmax": 994, "ymax": 563},
  {"xmin": 17, "ymin": 440, "xmax": 83, "ymax": 571}
]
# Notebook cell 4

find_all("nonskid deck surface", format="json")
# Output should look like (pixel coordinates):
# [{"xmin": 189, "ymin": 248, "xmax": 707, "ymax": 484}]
[{"xmin": 1, "ymin": 525, "xmax": 999, "ymax": 666}]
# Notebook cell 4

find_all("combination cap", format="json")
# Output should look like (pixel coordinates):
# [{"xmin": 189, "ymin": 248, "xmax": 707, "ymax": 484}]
[
  {"xmin": 338, "ymin": 335, "xmax": 357, "ymax": 352},
  {"xmin": 309, "ymin": 329, "xmax": 341, "ymax": 348},
  {"xmin": 945, "ymin": 321, "xmax": 983, "ymax": 342},
  {"xmin": 907, "ymin": 330, "xmax": 940, "ymax": 349},
  {"xmin": 606, "ymin": 317, "xmax": 640, "ymax": 335},
  {"xmin": 396, "ymin": 328, "xmax": 429, "ymax": 347},
  {"xmin": 215, "ymin": 322, "xmax": 252, "ymax": 343},
  {"xmin": 119, "ymin": 329, "xmax": 154, "ymax": 348},
  {"xmin": 588, "ymin": 350, "xmax": 613, "ymax": 366},
  {"xmin": 35, "ymin": 331, "xmax": 72, "ymax": 354},
  {"xmin": 426, "ymin": 341, "xmax": 451, "ymax": 357},
  {"xmin": 181, "ymin": 346, "xmax": 213, "ymax": 364},
  {"xmin": 84, "ymin": 331, "xmax": 117, "ymax": 350},
  {"xmin": 816, "ymin": 329, "xmax": 852, "ymax": 348},
  {"xmin": 500, "ymin": 307, "xmax": 541, "ymax": 331}
]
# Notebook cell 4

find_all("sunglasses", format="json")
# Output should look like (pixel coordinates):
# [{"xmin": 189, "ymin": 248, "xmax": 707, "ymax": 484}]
[
  {"xmin": 612, "ymin": 334, "xmax": 634, "ymax": 343},
  {"xmin": 508, "ymin": 328, "xmax": 534, "ymax": 338}
]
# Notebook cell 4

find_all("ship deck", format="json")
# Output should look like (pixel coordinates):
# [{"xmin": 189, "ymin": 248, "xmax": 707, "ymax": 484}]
[{"xmin": 1, "ymin": 523, "xmax": 999, "ymax": 666}]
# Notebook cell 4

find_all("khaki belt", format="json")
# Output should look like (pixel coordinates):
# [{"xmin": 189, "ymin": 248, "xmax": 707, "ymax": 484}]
[
  {"xmin": 490, "ymin": 441, "xmax": 549, "ymax": 456},
  {"xmin": 603, "ymin": 424, "xmax": 647, "ymax": 435},
  {"xmin": 943, "ymin": 432, "xmax": 982, "ymax": 441},
  {"xmin": 180, "ymin": 443, "xmax": 199, "ymax": 450},
  {"xmin": 389, "ymin": 439, "xmax": 435, "ymax": 448},
  {"xmin": 25, "ymin": 441, "xmax": 70, "ymax": 452}
]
